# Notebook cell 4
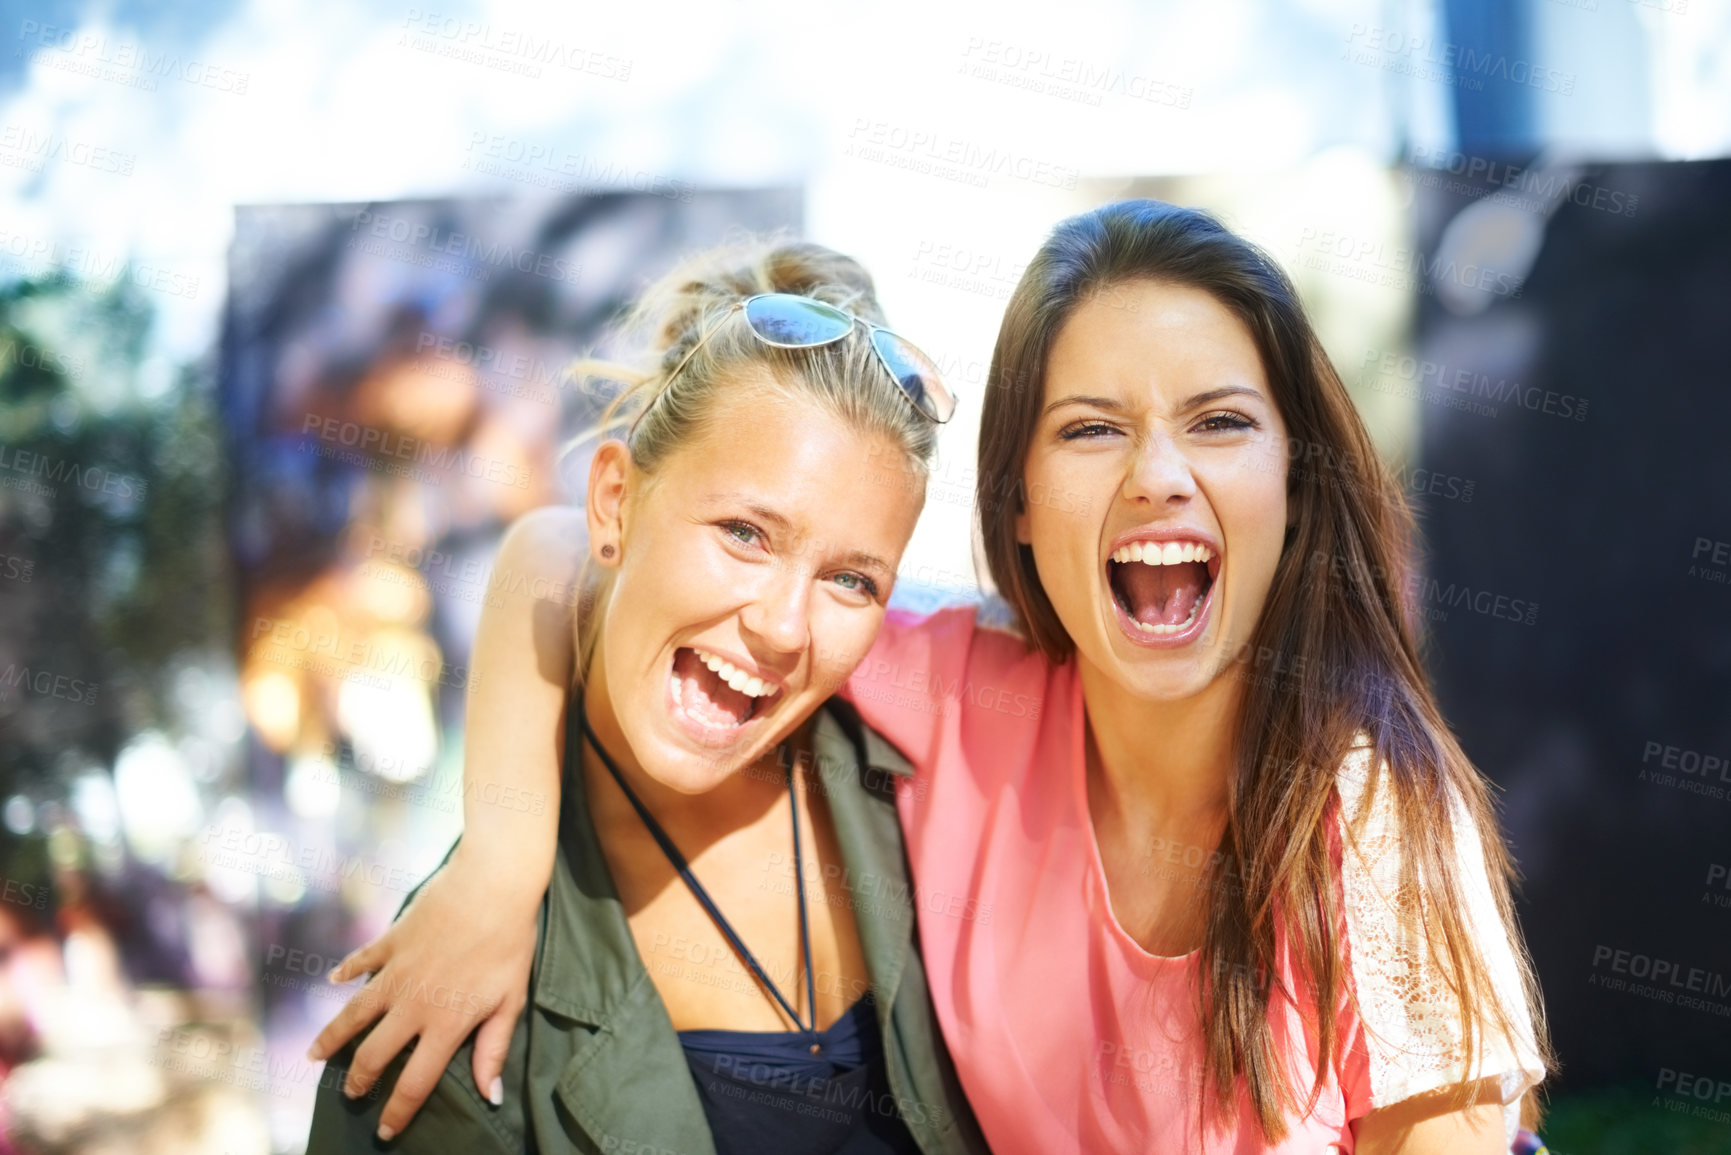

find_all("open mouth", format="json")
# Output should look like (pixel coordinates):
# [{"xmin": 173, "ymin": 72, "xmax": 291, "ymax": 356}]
[
  {"xmin": 669, "ymin": 646, "xmax": 782, "ymax": 733},
  {"xmin": 1107, "ymin": 540, "xmax": 1219, "ymax": 639}
]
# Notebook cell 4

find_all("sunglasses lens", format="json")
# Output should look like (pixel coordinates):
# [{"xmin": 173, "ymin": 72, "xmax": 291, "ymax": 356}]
[
  {"xmin": 872, "ymin": 329, "xmax": 957, "ymax": 423},
  {"xmin": 743, "ymin": 294, "xmax": 854, "ymax": 347}
]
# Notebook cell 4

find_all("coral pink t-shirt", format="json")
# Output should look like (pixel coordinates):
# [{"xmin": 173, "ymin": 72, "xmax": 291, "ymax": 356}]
[{"xmin": 840, "ymin": 603, "xmax": 1543, "ymax": 1155}]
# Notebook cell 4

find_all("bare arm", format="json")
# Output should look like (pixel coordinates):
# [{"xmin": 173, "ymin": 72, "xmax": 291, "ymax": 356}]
[
  {"xmin": 307, "ymin": 507, "xmax": 583, "ymax": 1140},
  {"xmin": 451, "ymin": 505, "xmax": 583, "ymax": 875},
  {"xmin": 1352, "ymin": 1078, "xmax": 1510, "ymax": 1155}
]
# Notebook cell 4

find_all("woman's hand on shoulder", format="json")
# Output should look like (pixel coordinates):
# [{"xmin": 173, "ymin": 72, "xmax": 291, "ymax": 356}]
[{"xmin": 306, "ymin": 842, "xmax": 542, "ymax": 1140}]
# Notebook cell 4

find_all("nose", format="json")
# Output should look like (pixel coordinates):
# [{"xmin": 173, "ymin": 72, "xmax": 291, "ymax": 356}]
[
  {"xmin": 738, "ymin": 556, "xmax": 812, "ymax": 656},
  {"xmin": 1123, "ymin": 428, "xmax": 1198, "ymax": 507}
]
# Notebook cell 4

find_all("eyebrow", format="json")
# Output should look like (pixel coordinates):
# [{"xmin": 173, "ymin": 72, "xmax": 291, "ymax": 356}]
[
  {"xmin": 1042, "ymin": 385, "xmax": 1267, "ymax": 417},
  {"xmin": 705, "ymin": 495, "xmax": 895, "ymax": 580},
  {"xmin": 837, "ymin": 550, "xmax": 895, "ymax": 582}
]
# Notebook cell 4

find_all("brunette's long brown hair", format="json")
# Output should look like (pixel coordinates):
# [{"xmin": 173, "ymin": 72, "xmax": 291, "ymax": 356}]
[{"xmin": 976, "ymin": 200, "xmax": 1551, "ymax": 1139}]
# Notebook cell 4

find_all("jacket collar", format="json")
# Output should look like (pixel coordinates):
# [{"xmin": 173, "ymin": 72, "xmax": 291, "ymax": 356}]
[{"xmin": 806, "ymin": 700, "xmax": 916, "ymax": 1028}]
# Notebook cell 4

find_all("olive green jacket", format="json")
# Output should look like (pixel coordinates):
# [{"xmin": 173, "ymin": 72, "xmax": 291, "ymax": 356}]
[{"xmin": 307, "ymin": 698, "xmax": 989, "ymax": 1155}]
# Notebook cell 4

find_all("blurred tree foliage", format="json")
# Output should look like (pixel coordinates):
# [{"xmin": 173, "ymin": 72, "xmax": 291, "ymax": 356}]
[{"xmin": 0, "ymin": 270, "xmax": 230, "ymax": 832}]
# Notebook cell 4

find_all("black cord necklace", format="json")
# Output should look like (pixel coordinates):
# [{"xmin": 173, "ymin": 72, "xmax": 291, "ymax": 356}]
[{"xmin": 579, "ymin": 704, "xmax": 820, "ymax": 1040}]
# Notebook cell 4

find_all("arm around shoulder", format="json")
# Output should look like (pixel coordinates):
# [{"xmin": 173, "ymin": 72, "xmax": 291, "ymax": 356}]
[{"xmin": 459, "ymin": 505, "xmax": 587, "ymax": 868}]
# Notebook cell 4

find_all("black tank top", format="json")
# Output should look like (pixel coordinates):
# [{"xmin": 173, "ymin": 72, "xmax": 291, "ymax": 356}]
[{"xmin": 679, "ymin": 996, "xmax": 920, "ymax": 1155}]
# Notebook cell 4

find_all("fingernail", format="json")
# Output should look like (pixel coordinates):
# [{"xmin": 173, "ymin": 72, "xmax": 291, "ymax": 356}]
[
  {"xmin": 306, "ymin": 1044, "xmax": 324, "ymax": 1062},
  {"xmin": 344, "ymin": 1080, "xmax": 361, "ymax": 1099},
  {"xmin": 376, "ymin": 1124, "xmax": 396, "ymax": 1141},
  {"xmin": 328, "ymin": 966, "xmax": 345, "ymax": 983},
  {"xmin": 488, "ymin": 1076, "xmax": 503, "ymax": 1106}
]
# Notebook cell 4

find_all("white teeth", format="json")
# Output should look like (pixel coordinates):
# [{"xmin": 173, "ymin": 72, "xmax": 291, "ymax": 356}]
[
  {"xmin": 689, "ymin": 648, "xmax": 779, "ymax": 698},
  {"xmin": 1109, "ymin": 541, "xmax": 1217, "ymax": 566},
  {"xmin": 1130, "ymin": 597, "xmax": 1205, "ymax": 636}
]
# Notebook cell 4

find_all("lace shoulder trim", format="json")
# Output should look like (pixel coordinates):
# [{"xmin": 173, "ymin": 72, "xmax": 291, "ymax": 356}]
[{"xmin": 1334, "ymin": 742, "xmax": 1544, "ymax": 1142}]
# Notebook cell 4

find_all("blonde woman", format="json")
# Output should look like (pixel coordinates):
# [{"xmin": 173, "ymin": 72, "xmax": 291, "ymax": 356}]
[{"xmin": 307, "ymin": 241, "xmax": 986, "ymax": 1154}]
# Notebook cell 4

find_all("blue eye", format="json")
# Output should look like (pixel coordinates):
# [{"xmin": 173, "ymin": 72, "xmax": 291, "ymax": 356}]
[
  {"xmin": 721, "ymin": 521, "xmax": 763, "ymax": 548},
  {"xmin": 833, "ymin": 572, "xmax": 880, "ymax": 599}
]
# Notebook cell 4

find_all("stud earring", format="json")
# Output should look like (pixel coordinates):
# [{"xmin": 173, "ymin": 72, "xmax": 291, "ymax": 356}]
[{"xmin": 600, "ymin": 544, "xmax": 616, "ymax": 559}]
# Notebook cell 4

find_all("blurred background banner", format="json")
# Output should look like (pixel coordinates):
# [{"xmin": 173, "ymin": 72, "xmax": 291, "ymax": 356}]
[{"xmin": 0, "ymin": 0, "xmax": 1727, "ymax": 1151}]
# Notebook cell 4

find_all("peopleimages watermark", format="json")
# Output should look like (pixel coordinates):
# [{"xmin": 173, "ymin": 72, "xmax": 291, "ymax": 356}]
[
  {"xmin": 844, "ymin": 653, "xmax": 1044, "ymax": 722},
  {"xmin": 347, "ymin": 207, "xmax": 583, "ymax": 286},
  {"xmin": 1549, "ymin": 0, "xmax": 1692, "ymax": 15},
  {"xmin": 154, "ymin": 1028, "xmax": 377, "ymax": 1101},
  {"xmin": 0, "ymin": 445, "xmax": 149, "ymax": 501},
  {"xmin": 956, "ymin": 37, "xmax": 1192, "ymax": 110},
  {"xmin": 759, "ymin": 850, "xmax": 992, "ymax": 926},
  {"xmin": 0, "ymin": 338, "xmax": 86, "ymax": 382},
  {"xmin": 1638, "ymin": 739, "xmax": 1731, "ymax": 803},
  {"xmin": 1705, "ymin": 863, "xmax": 1731, "ymax": 910},
  {"xmin": 1654, "ymin": 1067, "xmax": 1731, "ymax": 1125},
  {"xmin": 461, "ymin": 133, "xmax": 694, "ymax": 202},
  {"xmin": 1342, "ymin": 23, "xmax": 1576, "ymax": 95},
  {"xmin": 844, "ymin": 119, "xmax": 1079, "ymax": 191},
  {"xmin": 0, "ymin": 228, "xmax": 202, "ymax": 299},
  {"xmin": 1588, "ymin": 944, "xmax": 1731, "ymax": 1017},
  {"xmin": 304, "ymin": 737, "xmax": 548, "ymax": 816},
  {"xmin": 414, "ymin": 331, "xmax": 577, "ymax": 407},
  {"xmin": 0, "ymin": 875, "xmax": 49, "ymax": 910},
  {"xmin": 1295, "ymin": 227, "xmax": 1525, "ymax": 299},
  {"xmin": 906, "ymin": 238, "xmax": 1026, "ymax": 301},
  {"xmin": 640, "ymin": 939, "xmax": 949, "ymax": 1131},
  {"xmin": 0, "ymin": 124, "xmax": 134, "ymax": 176},
  {"xmin": 260, "ymin": 942, "xmax": 493, "ymax": 1022},
  {"xmin": 398, "ymin": 10, "xmax": 631, "ymax": 81},
  {"xmin": 1307, "ymin": 550, "xmax": 1540, "ymax": 627},
  {"xmin": 1405, "ymin": 148, "xmax": 1639, "ymax": 218},
  {"xmin": 1093, "ymin": 1040, "xmax": 1207, "ymax": 1100},
  {"xmin": 1263, "ymin": 433, "xmax": 1478, "ymax": 505},
  {"xmin": 1139, "ymin": 835, "xmax": 1243, "ymax": 896},
  {"xmin": 16, "ymin": 20, "xmax": 250, "ymax": 94},
  {"xmin": 200, "ymin": 824, "xmax": 425, "ymax": 898},
  {"xmin": 1689, "ymin": 536, "xmax": 1731, "ymax": 589},
  {"xmin": 1209, "ymin": 642, "xmax": 1404, "ymax": 706},
  {"xmin": 1359, "ymin": 347, "xmax": 1588, "ymax": 423},
  {"xmin": 0, "ymin": 662, "xmax": 99, "ymax": 706},
  {"xmin": 250, "ymin": 614, "xmax": 481, "ymax": 690},
  {"xmin": 299, "ymin": 413, "xmax": 532, "ymax": 489},
  {"xmin": 361, "ymin": 530, "xmax": 583, "ymax": 609}
]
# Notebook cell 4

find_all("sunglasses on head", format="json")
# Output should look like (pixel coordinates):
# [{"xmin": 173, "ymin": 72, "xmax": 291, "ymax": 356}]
[{"xmin": 630, "ymin": 293, "xmax": 956, "ymax": 440}]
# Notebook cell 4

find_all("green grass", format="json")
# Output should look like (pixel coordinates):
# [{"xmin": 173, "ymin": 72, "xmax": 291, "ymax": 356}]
[{"xmin": 1536, "ymin": 1085, "xmax": 1731, "ymax": 1154}]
